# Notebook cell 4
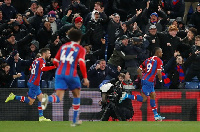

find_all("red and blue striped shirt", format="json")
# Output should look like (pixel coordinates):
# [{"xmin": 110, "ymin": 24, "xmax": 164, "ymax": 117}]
[
  {"xmin": 28, "ymin": 57, "xmax": 46, "ymax": 86},
  {"xmin": 53, "ymin": 41, "xmax": 87, "ymax": 78},
  {"xmin": 139, "ymin": 56, "xmax": 163, "ymax": 82}
]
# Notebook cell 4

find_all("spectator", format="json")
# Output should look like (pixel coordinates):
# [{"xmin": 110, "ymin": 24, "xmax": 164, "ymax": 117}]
[
  {"xmin": 37, "ymin": 21, "xmax": 52, "ymax": 49},
  {"xmin": 145, "ymin": 25, "xmax": 164, "ymax": 56},
  {"xmin": 0, "ymin": 0, "xmax": 17, "ymax": 21},
  {"xmin": 65, "ymin": 0, "xmax": 89, "ymax": 23},
  {"xmin": 161, "ymin": 25, "xmax": 182, "ymax": 64},
  {"xmin": 87, "ymin": 10, "xmax": 107, "ymax": 51},
  {"xmin": 181, "ymin": 27, "xmax": 197, "ymax": 58},
  {"xmin": 45, "ymin": 33, "xmax": 61, "ymax": 59},
  {"xmin": 11, "ymin": 21, "xmax": 27, "ymax": 41},
  {"xmin": 120, "ymin": 36, "xmax": 144, "ymax": 80},
  {"xmin": 84, "ymin": 1, "xmax": 105, "ymax": 25},
  {"xmin": 183, "ymin": 0, "xmax": 199, "ymax": 24},
  {"xmin": 189, "ymin": 3, "xmax": 200, "ymax": 35},
  {"xmin": 107, "ymin": 35, "xmax": 137, "ymax": 72},
  {"xmin": 184, "ymin": 35, "xmax": 200, "ymax": 82},
  {"xmin": 161, "ymin": 0, "xmax": 184, "ymax": 19},
  {"xmin": 28, "ymin": 5, "xmax": 44, "ymax": 34},
  {"xmin": 5, "ymin": 50, "xmax": 33, "ymax": 87},
  {"xmin": 2, "ymin": 33, "xmax": 33, "ymax": 58},
  {"xmin": 164, "ymin": 51, "xmax": 191, "ymax": 89},
  {"xmin": 0, "ymin": 63, "xmax": 21, "ymax": 88},
  {"xmin": 45, "ymin": 0, "xmax": 62, "ymax": 19},
  {"xmin": 59, "ymin": 16, "xmax": 87, "ymax": 43},
  {"xmin": 142, "ymin": 1, "xmax": 167, "ymax": 33},
  {"xmin": 24, "ymin": 1, "xmax": 38, "ymax": 18},
  {"xmin": 46, "ymin": 11, "xmax": 62, "ymax": 34},
  {"xmin": 25, "ymin": 40, "xmax": 39, "ymax": 60},
  {"xmin": 88, "ymin": 59, "xmax": 121, "ymax": 88},
  {"xmin": 83, "ymin": 38, "xmax": 106, "ymax": 71}
]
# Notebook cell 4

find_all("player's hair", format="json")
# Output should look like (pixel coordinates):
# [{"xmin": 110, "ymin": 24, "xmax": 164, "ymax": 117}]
[
  {"xmin": 153, "ymin": 47, "xmax": 161, "ymax": 55},
  {"xmin": 40, "ymin": 48, "xmax": 50, "ymax": 55},
  {"xmin": 68, "ymin": 28, "xmax": 82, "ymax": 42}
]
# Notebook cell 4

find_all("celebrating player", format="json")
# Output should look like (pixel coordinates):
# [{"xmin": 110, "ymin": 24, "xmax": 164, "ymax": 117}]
[
  {"xmin": 42, "ymin": 28, "xmax": 89, "ymax": 126},
  {"xmin": 5, "ymin": 48, "xmax": 56, "ymax": 121},
  {"xmin": 119, "ymin": 47, "xmax": 165, "ymax": 121}
]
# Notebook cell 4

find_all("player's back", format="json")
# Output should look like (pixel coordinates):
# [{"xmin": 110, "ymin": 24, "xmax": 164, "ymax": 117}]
[
  {"xmin": 55, "ymin": 41, "xmax": 85, "ymax": 77},
  {"xmin": 28, "ymin": 57, "xmax": 45, "ymax": 86},
  {"xmin": 141, "ymin": 56, "xmax": 163, "ymax": 82}
]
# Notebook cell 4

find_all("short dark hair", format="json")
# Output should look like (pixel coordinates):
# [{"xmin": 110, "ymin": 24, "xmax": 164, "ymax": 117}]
[
  {"xmin": 1, "ymin": 63, "xmax": 10, "ymax": 69},
  {"xmin": 67, "ymin": 28, "xmax": 82, "ymax": 42},
  {"xmin": 153, "ymin": 47, "xmax": 161, "ymax": 55},
  {"xmin": 189, "ymin": 27, "xmax": 197, "ymax": 36},
  {"xmin": 195, "ymin": 35, "xmax": 200, "ymax": 40},
  {"xmin": 40, "ymin": 48, "xmax": 50, "ymax": 55}
]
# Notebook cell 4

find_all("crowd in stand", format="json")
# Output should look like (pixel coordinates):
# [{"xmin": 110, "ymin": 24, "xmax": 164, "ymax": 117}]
[{"xmin": 0, "ymin": 0, "xmax": 200, "ymax": 89}]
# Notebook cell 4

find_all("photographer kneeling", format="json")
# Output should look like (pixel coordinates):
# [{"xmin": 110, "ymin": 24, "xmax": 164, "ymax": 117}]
[{"xmin": 99, "ymin": 72, "xmax": 134, "ymax": 121}]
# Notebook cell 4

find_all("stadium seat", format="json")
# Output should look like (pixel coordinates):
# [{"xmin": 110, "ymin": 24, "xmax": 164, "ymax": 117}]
[
  {"xmin": 17, "ymin": 80, "xmax": 25, "ymax": 88},
  {"xmin": 41, "ymin": 80, "xmax": 47, "ymax": 88},
  {"xmin": 48, "ymin": 81, "xmax": 54, "ymax": 88},
  {"xmin": 191, "ymin": 76, "xmax": 199, "ymax": 82},
  {"xmin": 185, "ymin": 82, "xmax": 199, "ymax": 89}
]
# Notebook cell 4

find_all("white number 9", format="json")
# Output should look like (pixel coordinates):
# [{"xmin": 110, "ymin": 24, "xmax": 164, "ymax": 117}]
[{"xmin": 147, "ymin": 63, "xmax": 152, "ymax": 72}]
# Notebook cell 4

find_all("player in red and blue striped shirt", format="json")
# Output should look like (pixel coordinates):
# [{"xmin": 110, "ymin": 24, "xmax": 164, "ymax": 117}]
[
  {"xmin": 5, "ymin": 48, "xmax": 56, "ymax": 121},
  {"xmin": 119, "ymin": 47, "xmax": 165, "ymax": 121},
  {"xmin": 42, "ymin": 28, "xmax": 89, "ymax": 126}
]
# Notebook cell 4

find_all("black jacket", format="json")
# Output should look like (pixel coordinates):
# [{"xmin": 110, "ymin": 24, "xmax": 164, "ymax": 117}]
[{"xmin": 88, "ymin": 62, "xmax": 120, "ymax": 88}]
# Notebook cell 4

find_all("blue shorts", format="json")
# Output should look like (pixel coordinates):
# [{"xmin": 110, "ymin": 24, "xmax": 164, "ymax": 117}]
[
  {"xmin": 55, "ymin": 75, "xmax": 81, "ymax": 91},
  {"xmin": 27, "ymin": 82, "xmax": 42, "ymax": 99},
  {"xmin": 141, "ymin": 80, "xmax": 155, "ymax": 96}
]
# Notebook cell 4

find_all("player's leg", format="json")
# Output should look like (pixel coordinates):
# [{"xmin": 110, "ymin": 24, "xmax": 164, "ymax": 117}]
[
  {"xmin": 37, "ymin": 93, "xmax": 51, "ymax": 121},
  {"xmin": 71, "ymin": 88, "xmax": 82, "ymax": 126},
  {"xmin": 150, "ymin": 92, "xmax": 165, "ymax": 121},
  {"xmin": 41, "ymin": 75, "xmax": 66, "ymax": 110},
  {"xmin": 119, "ymin": 92, "xmax": 145, "ymax": 103},
  {"xmin": 5, "ymin": 87, "xmax": 36, "ymax": 105},
  {"xmin": 119, "ymin": 80, "xmax": 147, "ymax": 103}
]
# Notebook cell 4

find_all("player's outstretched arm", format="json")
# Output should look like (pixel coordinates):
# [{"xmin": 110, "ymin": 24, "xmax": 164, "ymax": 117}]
[{"xmin": 41, "ymin": 66, "xmax": 57, "ymax": 71}]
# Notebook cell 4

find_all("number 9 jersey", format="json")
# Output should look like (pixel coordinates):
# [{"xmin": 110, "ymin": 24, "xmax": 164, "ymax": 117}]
[{"xmin": 139, "ymin": 56, "xmax": 163, "ymax": 82}]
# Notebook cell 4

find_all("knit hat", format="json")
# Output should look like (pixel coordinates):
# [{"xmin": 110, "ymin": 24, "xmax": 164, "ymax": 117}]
[
  {"xmin": 74, "ymin": 17, "xmax": 83, "ymax": 23},
  {"xmin": 48, "ymin": 11, "xmax": 56, "ymax": 18},
  {"xmin": 30, "ymin": 40, "xmax": 39, "ymax": 49},
  {"xmin": 12, "ymin": 50, "xmax": 18, "ymax": 57},
  {"xmin": 150, "ymin": 12, "xmax": 158, "ymax": 18}
]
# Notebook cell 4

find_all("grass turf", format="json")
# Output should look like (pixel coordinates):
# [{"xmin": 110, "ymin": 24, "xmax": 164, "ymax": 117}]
[{"xmin": 0, "ymin": 121, "xmax": 200, "ymax": 132}]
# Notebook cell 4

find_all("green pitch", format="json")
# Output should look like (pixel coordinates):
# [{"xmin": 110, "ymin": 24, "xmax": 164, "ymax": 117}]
[{"xmin": 0, "ymin": 121, "xmax": 199, "ymax": 132}]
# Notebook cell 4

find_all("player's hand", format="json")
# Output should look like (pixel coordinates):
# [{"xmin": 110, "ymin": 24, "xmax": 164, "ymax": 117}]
[{"xmin": 83, "ymin": 78, "xmax": 89, "ymax": 88}]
